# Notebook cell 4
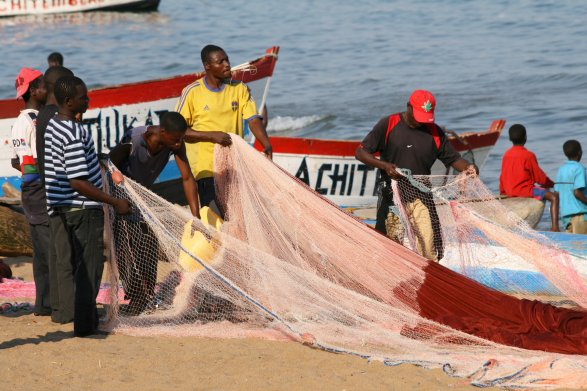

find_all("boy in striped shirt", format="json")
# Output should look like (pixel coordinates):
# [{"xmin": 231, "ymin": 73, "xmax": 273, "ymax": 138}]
[
  {"xmin": 10, "ymin": 68, "xmax": 50, "ymax": 316},
  {"xmin": 45, "ymin": 75, "xmax": 134, "ymax": 336}
]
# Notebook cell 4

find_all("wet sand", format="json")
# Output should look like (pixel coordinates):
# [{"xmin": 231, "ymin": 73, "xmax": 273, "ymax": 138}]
[{"xmin": 1, "ymin": 255, "xmax": 503, "ymax": 390}]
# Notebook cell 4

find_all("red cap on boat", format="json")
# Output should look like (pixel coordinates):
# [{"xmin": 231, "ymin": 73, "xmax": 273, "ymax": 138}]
[
  {"xmin": 409, "ymin": 90, "xmax": 436, "ymax": 123},
  {"xmin": 15, "ymin": 68, "xmax": 43, "ymax": 99}
]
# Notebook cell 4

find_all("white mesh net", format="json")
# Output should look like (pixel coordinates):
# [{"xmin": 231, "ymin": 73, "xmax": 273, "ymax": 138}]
[
  {"xmin": 388, "ymin": 170, "xmax": 587, "ymax": 307},
  {"xmin": 100, "ymin": 136, "xmax": 587, "ymax": 389}
]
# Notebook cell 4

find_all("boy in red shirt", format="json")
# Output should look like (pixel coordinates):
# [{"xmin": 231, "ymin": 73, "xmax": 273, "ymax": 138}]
[{"xmin": 500, "ymin": 124, "xmax": 559, "ymax": 231}]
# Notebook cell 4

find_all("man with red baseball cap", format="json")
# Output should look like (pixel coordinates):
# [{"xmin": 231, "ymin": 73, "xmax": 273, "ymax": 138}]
[
  {"xmin": 10, "ymin": 68, "xmax": 51, "ymax": 315},
  {"xmin": 409, "ymin": 89, "xmax": 436, "ymax": 123},
  {"xmin": 355, "ymin": 90, "xmax": 476, "ymax": 262}
]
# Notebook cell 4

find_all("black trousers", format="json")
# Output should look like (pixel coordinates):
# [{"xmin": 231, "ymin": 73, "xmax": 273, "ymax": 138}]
[
  {"xmin": 29, "ymin": 222, "xmax": 51, "ymax": 315},
  {"xmin": 197, "ymin": 177, "xmax": 224, "ymax": 219},
  {"xmin": 48, "ymin": 214, "xmax": 75, "ymax": 324},
  {"xmin": 63, "ymin": 209, "xmax": 105, "ymax": 333},
  {"xmin": 113, "ymin": 219, "xmax": 158, "ymax": 308}
]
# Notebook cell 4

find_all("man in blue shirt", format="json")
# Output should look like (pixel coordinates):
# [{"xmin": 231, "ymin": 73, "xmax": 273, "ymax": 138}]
[{"xmin": 555, "ymin": 140, "xmax": 587, "ymax": 234}]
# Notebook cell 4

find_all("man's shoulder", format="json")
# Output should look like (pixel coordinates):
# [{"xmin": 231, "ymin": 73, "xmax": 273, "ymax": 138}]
[
  {"xmin": 47, "ymin": 117, "xmax": 79, "ymax": 138},
  {"xmin": 503, "ymin": 146, "xmax": 520, "ymax": 157},
  {"xmin": 226, "ymin": 79, "xmax": 251, "ymax": 94},
  {"xmin": 411, "ymin": 121, "xmax": 444, "ymax": 135},
  {"xmin": 13, "ymin": 111, "xmax": 33, "ymax": 130},
  {"xmin": 504, "ymin": 146, "xmax": 534, "ymax": 157},
  {"xmin": 557, "ymin": 162, "xmax": 584, "ymax": 177},
  {"xmin": 181, "ymin": 79, "xmax": 204, "ymax": 96},
  {"xmin": 226, "ymin": 79, "xmax": 244, "ymax": 87},
  {"xmin": 566, "ymin": 161, "xmax": 587, "ymax": 173},
  {"xmin": 38, "ymin": 104, "xmax": 58, "ymax": 118},
  {"xmin": 367, "ymin": 114, "xmax": 404, "ymax": 138},
  {"xmin": 20, "ymin": 108, "xmax": 38, "ymax": 116},
  {"xmin": 376, "ymin": 114, "xmax": 396, "ymax": 128},
  {"xmin": 129, "ymin": 125, "xmax": 148, "ymax": 136}
]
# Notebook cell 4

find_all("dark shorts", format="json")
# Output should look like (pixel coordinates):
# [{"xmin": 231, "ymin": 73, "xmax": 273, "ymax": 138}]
[
  {"xmin": 197, "ymin": 177, "xmax": 224, "ymax": 218},
  {"xmin": 533, "ymin": 186, "xmax": 547, "ymax": 201}
]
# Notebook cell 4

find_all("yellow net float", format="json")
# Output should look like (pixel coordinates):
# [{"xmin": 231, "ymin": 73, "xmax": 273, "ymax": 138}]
[{"xmin": 179, "ymin": 206, "xmax": 224, "ymax": 272}]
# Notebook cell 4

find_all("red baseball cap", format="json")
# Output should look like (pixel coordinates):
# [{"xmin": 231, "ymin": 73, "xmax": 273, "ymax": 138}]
[
  {"xmin": 409, "ymin": 90, "xmax": 436, "ymax": 123},
  {"xmin": 15, "ymin": 68, "xmax": 43, "ymax": 99}
]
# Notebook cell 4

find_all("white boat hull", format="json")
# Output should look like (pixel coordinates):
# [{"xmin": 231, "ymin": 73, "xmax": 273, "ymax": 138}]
[{"xmin": 0, "ymin": 0, "xmax": 160, "ymax": 17}]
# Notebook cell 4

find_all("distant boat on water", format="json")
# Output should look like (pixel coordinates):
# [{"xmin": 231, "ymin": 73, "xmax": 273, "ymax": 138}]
[
  {"xmin": 0, "ymin": 45, "xmax": 502, "ymax": 209},
  {"xmin": 0, "ymin": 0, "xmax": 161, "ymax": 17}
]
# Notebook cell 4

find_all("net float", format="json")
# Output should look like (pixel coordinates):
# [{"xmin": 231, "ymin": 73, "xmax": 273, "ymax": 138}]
[{"xmin": 112, "ymin": 171, "xmax": 124, "ymax": 184}]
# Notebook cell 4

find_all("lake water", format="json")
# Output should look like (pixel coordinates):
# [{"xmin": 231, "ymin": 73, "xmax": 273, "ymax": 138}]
[{"xmin": 1, "ymin": 0, "xmax": 586, "ymax": 229}]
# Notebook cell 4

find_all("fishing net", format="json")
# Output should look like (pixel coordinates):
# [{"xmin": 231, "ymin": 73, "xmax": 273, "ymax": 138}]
[
  {"xmin": 101, "ymin": 136, "xmax": 587, "ymax": 389},
  {"xmin": 388, "ymin": 171, "xmax": 587, "ymax": 306}
]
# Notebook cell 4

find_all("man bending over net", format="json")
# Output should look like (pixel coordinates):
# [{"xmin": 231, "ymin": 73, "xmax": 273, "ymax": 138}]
[
  {"xmin": 108, "ymin": 112, "xmax": 200, "ymax": 315},
  {"xmin": 356, "ymin": 90, "xmax": 477, "ymax": 261}
]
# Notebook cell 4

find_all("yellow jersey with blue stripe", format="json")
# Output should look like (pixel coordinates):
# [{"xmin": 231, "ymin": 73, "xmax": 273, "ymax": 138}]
[{"xmin": 175, "ymin": 77, "xmax": 261, "ymax": 180}]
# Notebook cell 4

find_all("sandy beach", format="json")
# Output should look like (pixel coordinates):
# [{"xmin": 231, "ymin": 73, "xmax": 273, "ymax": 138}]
[{"xmin": 0, "ymin": 255, "xmax": 511, "ymax": 391}]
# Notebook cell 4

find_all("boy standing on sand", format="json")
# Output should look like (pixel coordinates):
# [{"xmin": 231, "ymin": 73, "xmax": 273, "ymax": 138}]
[
  {"xmin": 10, "ymin": 68, "xmax": 51, "ymax": 316},
  {"xmin": 499, "ymin": 124, "xmax": 560, "ymax": 231},
  {"xmin": 45, "ymin": 75, "xmax": 134, "ymax": 336},
  {"xmin": 555, "ymin": 140, "xmax": 587, "ymax": 234}
]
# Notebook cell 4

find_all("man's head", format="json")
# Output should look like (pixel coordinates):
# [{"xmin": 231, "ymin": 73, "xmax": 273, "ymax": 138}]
[
  {"xmin": 160, "ymin": 112, "xmax": 188, "ymax": 150},
  {"xmin": 563, "ymin": 140, "xmax": 582, "ymax": 161},
  {"xmin": 44, "ymin": 66, "xmax": 74, "ymax": 95},
  {"xmin": 201, "ymin": 45, "xmax": 231, "ymax": 79},
  {"xmin": 508, "ymin": 124, "xmax": 527, "ymax": 145},
  {"xmin": 54, "ymin": 75, "xmax": 89, "ymax": 114},
  {"xmin": 15, "ymin": 68, "xmax": 46, "ymax": 103},
  {"xmin": 407, "ymin": 90, "xmax": 436, "ymax": 125},
  {"xmin": 48, "ymin": 52, "xmax": 63, "ymax": 67}
]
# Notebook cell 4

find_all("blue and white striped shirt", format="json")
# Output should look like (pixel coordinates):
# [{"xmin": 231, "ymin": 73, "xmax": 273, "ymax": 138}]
[{"xmin": 44, "ymin": 116, "xmax": 103, "ymax": 216}]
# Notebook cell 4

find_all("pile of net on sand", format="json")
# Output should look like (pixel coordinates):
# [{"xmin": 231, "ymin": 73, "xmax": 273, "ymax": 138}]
[{"xmin": 101, "ymin": 135, "xmax": 587, "ymax": 389}]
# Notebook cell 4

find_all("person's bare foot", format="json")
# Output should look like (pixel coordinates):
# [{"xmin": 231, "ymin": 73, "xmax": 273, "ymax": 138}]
[{"xmin": 551, "ymin": 227, "xmax": 561, "ymax": 232}]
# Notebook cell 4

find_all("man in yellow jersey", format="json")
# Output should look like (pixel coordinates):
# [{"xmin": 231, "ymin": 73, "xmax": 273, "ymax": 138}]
[{"xmin": 176, "ymin": 45, "xmax": 273, "ymax": 217}]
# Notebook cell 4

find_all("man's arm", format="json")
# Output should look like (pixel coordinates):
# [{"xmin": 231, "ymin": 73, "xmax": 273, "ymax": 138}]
[
  {"xmin": 451, "ymin": 158, "xmax": 479, "ymax": 175},
  {"xmin": 108, "ymin": 143, "xmax": 132, "ymax": 170},
  {"xmin": 574, "ymin": 188, "xmax": 587, "ymax": 204},
  {"xmin": 355, "ymin": 147, "xmax": 403, "ymax": 180},
  {"xmin": 528, "ymin": 154, "xmax": 554, "ymax": 188},
  {"xmin": 69, "ymin": 178, "xmax": 134, "ymax": 216},
  {"xmin": 12, "ymin": 164, "xmax": 20, "ymax": 172},
  {"xmin": 175, "ymin": 144, "xmax": 200, "ymax": 218},
  {"xmin": 355, "ymin": 118, "xmax": 398, "ymax": 177},
  {"xmin": 183, "ymin": 129, "xmax": 232, "ymax": 146},
  {"xmin": 248, "ymin": 117, "xmax": 273, "ymax": 160}
]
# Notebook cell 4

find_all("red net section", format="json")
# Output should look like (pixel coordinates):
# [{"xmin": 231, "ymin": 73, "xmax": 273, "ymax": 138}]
[{"xmin": 100, "ymin": 136, "xmax": 587, "ymax": 389}]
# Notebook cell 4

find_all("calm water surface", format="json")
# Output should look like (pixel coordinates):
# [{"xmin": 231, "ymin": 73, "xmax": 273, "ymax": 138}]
[{"xmin": 1, "ymin": 0, "xmax": 586, "ymax": 229}]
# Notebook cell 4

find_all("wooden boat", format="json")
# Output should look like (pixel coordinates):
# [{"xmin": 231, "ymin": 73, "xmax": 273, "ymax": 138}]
[
  {"xmin": 257, "ymin": 120, "xmax": 504, "ymax": 208},
  {"xmin": 497, "ymin": 196, "xmax": 545, "ymax": 229},
  {"xmin": 0, "ymin": 0, "xmax": 160, "ymax": 17},
  {"xmin": 0, "ymin": 45, "xmax": 503, "ymax": 209},
  {"xmin": 444, "ymin": 231, "xmax": 587, "ymax": 297},
  {"xmin": 0, "ymin": 46, "xmax": 280, "ymax": 197}
]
